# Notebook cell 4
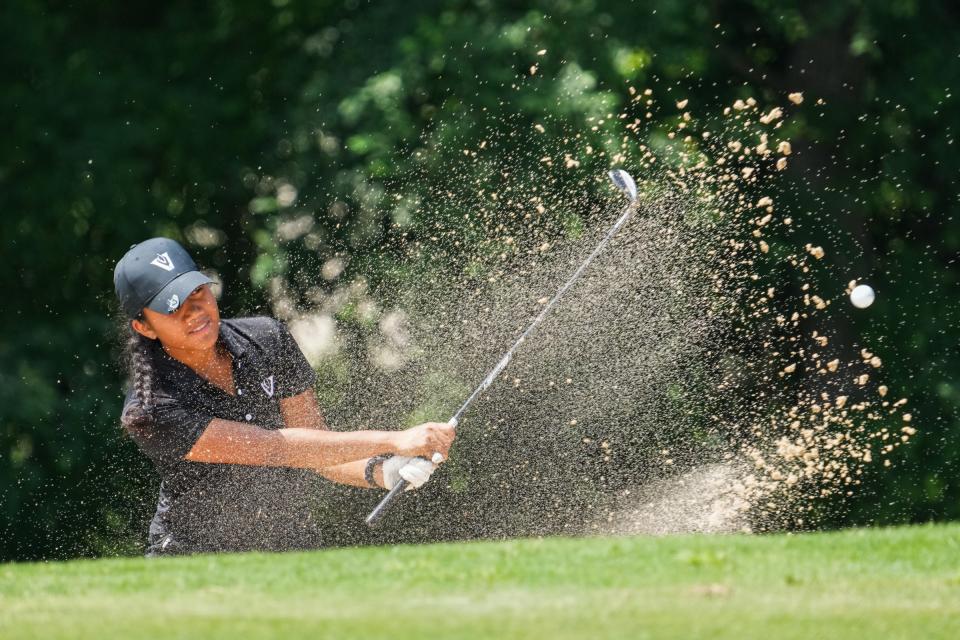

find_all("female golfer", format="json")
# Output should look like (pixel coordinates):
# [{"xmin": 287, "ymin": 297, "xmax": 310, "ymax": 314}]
[{"xmin": 115, "ymin": 237, "xmax": 455, "ymax": 555}]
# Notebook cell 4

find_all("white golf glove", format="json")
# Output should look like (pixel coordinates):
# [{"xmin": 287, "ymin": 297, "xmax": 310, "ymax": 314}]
[{"xmin": 382, "ymin": 455, "xmax": 437, "ymax": 491}]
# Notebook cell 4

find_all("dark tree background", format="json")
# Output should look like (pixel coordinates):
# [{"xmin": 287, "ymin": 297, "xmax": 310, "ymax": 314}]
[{"xmin": 1, "ymin": 0, "xmax": 957, "ymax": 560}]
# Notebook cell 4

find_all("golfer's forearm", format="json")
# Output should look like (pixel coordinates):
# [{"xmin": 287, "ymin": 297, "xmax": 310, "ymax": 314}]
[
  {"xmin": 276, "ymin": 428, "xmax": 398, "ymax": 468},
  {"xmin": 186, "ymin": 419, "xmax": 397, "ymax": 468},
  {"xmin": 318, "ymin": 459, "xmax": 384, "ymax": 488}
]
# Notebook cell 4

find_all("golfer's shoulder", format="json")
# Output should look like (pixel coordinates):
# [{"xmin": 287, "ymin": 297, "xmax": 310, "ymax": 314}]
[
  {"xmin": 223, "ymin": 315, "xmax": 283, "ymax": 336},
  {"xmin": 221, "ymin": 315, "xmax": 294, "ymax": 354}
]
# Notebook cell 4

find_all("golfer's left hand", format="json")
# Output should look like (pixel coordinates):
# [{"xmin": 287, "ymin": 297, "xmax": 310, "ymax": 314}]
[{"xmin": 382, "ymin": 456, "xmax": 438, "ymax": 491}]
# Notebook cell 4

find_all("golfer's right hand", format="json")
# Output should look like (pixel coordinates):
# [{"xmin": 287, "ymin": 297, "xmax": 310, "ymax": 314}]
[{"xmin": 394, "ymin": 422, "xmax": 455, "ymax": 458}]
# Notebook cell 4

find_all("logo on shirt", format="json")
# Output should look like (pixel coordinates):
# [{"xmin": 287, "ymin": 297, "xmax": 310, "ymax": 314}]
[
  {"xmin": 261, "ymin": 375, "xmax": 275, "ymax": 398},
  {"xmin": 150, "ymin": 252, "xmax": 176, "ymax": 271},
  {"xmin": 166, "ymin": 294, "xmax": 180, "ymax": 311}
]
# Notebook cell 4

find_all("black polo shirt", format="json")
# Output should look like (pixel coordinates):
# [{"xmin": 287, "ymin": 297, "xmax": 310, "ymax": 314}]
[{"xmin": 121, "ymin": 316, "xmax": 322, "ymax": 555}]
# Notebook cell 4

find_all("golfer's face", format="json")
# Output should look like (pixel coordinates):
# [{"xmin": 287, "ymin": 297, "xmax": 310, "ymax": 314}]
[{"xmin": 141, "ymin": 284, "xmax": 220, "ymax": 351}]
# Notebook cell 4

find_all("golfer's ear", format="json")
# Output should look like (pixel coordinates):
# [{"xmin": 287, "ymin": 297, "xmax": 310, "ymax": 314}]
[{"xmin": 131, "ymin": 317, "xmax": 158, "ymax": 340}]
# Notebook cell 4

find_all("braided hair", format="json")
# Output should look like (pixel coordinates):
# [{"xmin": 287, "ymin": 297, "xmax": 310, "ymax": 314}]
[{"xmin": 121, "ymin": 318, "xmax": 157, "ymax": 427}]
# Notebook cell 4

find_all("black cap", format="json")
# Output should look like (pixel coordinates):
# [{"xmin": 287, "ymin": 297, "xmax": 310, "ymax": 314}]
[{"xmin": 114, "ymin": 237, "xmax": 214, "ymax": 318}]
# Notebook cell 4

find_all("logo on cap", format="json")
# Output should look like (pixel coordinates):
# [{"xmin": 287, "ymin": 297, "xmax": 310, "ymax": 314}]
[
  {"xmin": 261, "ymin": 375, "xmax": 275, "ymax": 398},
  {"xmin": 166, "ymin": 294, "xmax": 180, "ymax": 311},
  {"xmin": 151, "ymin": 252, "xmax": 175, "ymax": 271}
]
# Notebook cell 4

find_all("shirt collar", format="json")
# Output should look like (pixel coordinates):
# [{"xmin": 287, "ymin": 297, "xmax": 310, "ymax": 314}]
[{"xmin": 217, "ymin": 318, "xmax": 248, "ymax": 360}]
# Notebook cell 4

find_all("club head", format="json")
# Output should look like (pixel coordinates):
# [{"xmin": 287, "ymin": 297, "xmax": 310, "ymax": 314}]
[{"xmin": 608, "ymin": 169, "xmax": 638, "ymax": 203}]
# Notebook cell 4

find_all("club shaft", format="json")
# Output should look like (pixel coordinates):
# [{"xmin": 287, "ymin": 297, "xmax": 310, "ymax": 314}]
[
  {"xmin": 451, "ymin": 200, "xmax": 638, "ymax": 425},
  {"xmin": 366, "ymin": 198, "xmax": 638, "ymax": 527}
]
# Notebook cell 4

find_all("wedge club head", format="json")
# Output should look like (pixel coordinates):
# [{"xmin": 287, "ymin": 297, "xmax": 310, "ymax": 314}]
[{"xmin": 608, "ymin": 169, "xmax": 638, "ymax": 202}]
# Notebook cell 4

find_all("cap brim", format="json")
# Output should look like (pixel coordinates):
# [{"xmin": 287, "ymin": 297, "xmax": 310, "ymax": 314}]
[{"xmin": 145, "ymin": 271, "xmax": 214, "ymax": 315}]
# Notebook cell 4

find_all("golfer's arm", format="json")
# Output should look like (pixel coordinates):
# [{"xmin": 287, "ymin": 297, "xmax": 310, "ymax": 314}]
[
  {"xmin": 318, "ymin": 459, "xmax": 385, "ymax": 489},
  {"xmin": 280, "ymin": 390, "xmax": 329, "ymax": 430},
  {"xmin": 185, "ymin": 419, "xmax": 396, "ymax": 468}
]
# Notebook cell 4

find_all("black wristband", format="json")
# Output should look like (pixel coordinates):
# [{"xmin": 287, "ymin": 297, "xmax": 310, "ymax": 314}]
[{"xmin": 364, "ymin": 454, "xmax": 393, "ymax": 488}]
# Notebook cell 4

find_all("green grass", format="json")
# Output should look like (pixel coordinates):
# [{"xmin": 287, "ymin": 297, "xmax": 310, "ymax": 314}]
[{"xmin": 2, "ymin": 524, "xmax": 959, "ymax": 639}]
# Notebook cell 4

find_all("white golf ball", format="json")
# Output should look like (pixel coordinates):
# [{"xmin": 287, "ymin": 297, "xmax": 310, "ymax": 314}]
[{"xmin": 850, "ymin": 284, "xmax": 875, "ymax": 309}]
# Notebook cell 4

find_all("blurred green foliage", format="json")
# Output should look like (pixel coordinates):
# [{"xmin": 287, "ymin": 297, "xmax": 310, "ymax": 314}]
[{"xmin": 1, "ymin": 0, "xmax": 957, "ymax": 560}]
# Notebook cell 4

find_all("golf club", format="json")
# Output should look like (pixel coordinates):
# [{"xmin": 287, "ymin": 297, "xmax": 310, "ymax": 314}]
[{"xmin": 365, "ymin": 169, "xmax": 640, "ymax": 526}]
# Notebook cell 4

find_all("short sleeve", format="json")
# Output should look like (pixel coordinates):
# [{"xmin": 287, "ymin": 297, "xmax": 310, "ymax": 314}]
[
  {"xmin": 273, "ymin": 319, "xmax": 317, "ymax": 399},
  {"xmin": 121, "ymin": 392, "xmax": 214, "ymax": 466}
]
